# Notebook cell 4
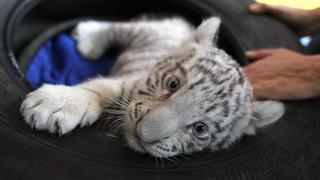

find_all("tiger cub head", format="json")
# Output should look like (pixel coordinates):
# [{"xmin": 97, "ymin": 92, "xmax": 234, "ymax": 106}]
[{"xmin": 123, "ymin": 17, "xmax": 284, "ymax": 157}]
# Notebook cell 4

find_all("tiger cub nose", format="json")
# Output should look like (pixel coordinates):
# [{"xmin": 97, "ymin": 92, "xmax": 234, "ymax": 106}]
[{"xmin": 136, "ymin": 120, "xmax": 161, "ymax": 143}]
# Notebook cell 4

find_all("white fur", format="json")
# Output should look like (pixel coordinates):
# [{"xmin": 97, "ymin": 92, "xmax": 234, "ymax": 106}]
[
  {"xmin": 21, "ymin": 85, "xmax": 102, "ymax": 135},
  {"xmin": 21, "ymin": 17, "xmax": 285, "ymax": 157},
  {"xmin": 72, "ymin": 21, "xmax": 111, "ymax": 59}
]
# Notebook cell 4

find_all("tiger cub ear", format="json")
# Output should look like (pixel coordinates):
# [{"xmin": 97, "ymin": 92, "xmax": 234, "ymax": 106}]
[
  {"xmin": 193, "ymin": 17, "xmax": 221, "ymax": 47},
  {"xmin": 242, "ymin": 101, "xmax": 284, "ymax": 135},
  {"xmin": 251, "ymin": 101, "xmax": 285, "ymax": 128}
]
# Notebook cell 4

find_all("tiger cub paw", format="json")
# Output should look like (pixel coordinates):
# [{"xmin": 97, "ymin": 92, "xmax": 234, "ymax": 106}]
[
  {"xmin": 72, "ymin": 21, "xmax": 110, "ymax": 60},
  {"xmin": 20, "ymin": 84, "xmax": 102, "ymax": 135}
]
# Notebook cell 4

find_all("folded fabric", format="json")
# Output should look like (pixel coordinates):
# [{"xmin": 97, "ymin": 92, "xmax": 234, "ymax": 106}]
[{"xmin": 26, "ymin": 33, "xmax": 114, "ymax": 88}]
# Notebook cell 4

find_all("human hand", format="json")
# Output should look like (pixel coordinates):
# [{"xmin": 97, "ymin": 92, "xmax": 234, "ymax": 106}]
[
  {"xmin": 248, "ymin": 3, "xmax": 320, "ymax": 35},
  {"xmin": 244, "ymin": 48, "xmax": 320, "ymax": 100}
]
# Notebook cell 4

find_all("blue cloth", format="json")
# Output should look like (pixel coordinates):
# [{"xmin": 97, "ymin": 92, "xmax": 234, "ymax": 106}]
[{"xmin": 26, "ymin": 33, "xmax": 114, "ymax": 88}]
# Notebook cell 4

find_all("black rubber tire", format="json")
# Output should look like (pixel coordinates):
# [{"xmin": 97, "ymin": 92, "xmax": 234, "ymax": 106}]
[{"xmin": 0, "ymin": 0, "xmax": 319, "ymax": 180}]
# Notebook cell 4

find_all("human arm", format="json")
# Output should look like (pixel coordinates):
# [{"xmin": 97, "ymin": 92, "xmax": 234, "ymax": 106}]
[{"xmin": 244, "ymin": 48, "xmax": 320, "ymax": 100}]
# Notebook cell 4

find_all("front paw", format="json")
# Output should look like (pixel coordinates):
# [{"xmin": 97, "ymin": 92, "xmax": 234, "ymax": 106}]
[
  {"xmin": 20, "ymin": 84, "xmax": 102, "ymax": 135},
  {"xmin": 72, "ymin": 21, "xmax": 110, "ymax": 60}
]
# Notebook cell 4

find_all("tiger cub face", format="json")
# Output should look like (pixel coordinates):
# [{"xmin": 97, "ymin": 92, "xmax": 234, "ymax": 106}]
[{"xmin": 122, "ymin": 18, "xmax": 284, "ymax": 157}]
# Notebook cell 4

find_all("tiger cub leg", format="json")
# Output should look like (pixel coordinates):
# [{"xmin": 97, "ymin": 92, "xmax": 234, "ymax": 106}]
[
  {"xmin": 21, "ymin": 78, "xmax": 125, "ymax": 135},
  {"xmin": 72, "ymin": 18, "xmax": 193, "ymax": 60}
]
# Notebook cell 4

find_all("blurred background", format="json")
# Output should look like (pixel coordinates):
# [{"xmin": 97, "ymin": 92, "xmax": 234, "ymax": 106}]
[{"xmin": 258, "ymin": 0, "xmax": 320, "ymax": 47}]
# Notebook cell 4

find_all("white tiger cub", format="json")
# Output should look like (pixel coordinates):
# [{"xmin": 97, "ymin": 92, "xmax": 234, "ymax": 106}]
[{"xmin": 20, "ymin": 17, "xmax": 284, "ymax": 157}]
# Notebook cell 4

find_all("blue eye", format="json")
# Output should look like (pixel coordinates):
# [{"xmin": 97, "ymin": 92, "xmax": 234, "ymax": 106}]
[
  {"xmin": 166, "ymin": 76, "xmax": 180, "ymax": 92},
  {"xmin": 192, "ymin": 122, "xmax": 208, "ymax": 136}
]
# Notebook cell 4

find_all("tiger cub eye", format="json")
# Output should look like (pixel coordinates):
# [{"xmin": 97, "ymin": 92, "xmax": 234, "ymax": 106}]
[
  {"xmin": 165, "ymin": 75, "xmax": 180, "ymax": 92},
  {"xmin": 192, "ymin": 122, "xmax": 208, "ymax": 137}
]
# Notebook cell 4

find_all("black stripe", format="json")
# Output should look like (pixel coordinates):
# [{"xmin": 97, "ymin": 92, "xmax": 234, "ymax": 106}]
[
  {"xmin": 146, "ymin": 77, "xmax": 152, "ymax": 86},
  {"xmin": 160, "ymin": 61, "xmax": 184, "ymax": 82},
  {"xmin": 150, "ymin": 84, "xmax": 156, "ymax": 91},
  {"xmin": 216, "ymin": 88, "xmax": 224, "ymax": 96},
  {"xmin": 138, "ymin": 90, "xmax": 152, "ymax": 96},
  {"xmin": 195, "ymin": 136, "xmax": 210, "ymax": 141},
  {"xmin": 186, "ymin": 141, "xmax": 194, "ymax": 149},
  {"xmin": 213, "ymin": 121, "xmax": 224, "ymax": 132},
  {"xmin": 177, "ymin": 66, "xmax": 187, "ymax": 78},
  {"xmin": 234, "ymin": 93, "xmax": 242, "ymax": 113},
  {"xmin": 136, "ymin": 115, "xmax": 144, "ymax": 125},
  {"xmin": 188, "ymin": 77, "xmax": 205, "ymax": 90},
  {"xmin": 156, "ymin": 59, "xmax": 172, "ymax": 72},
  {"xmin": 134, "ymin": 104, "xmax": 138, "ymax": 119},
  {"xmin": 229, "ymin": 80, "xmax": 238, "ymax": 91},
  {"xmin": 205, "ymin": 103, "xmax": 217, "ymax": 113},
  {"xmin": 172, "ymin": 145, "xmax": 177, "ymax": 152},
  {"xmin": 223, "ymin": 101, "xmax": 229, "ymax": 117},
  {"xmin": 206, "ymin": 89, "xmax": 216, "ymax": 96},
  {"xmin": 221, "ymin": 67, "xmax": 232, "ymax": 74},
  {"xmin": 160, "ymin": 71, "xmax": 170, "ymax": 84},
  {"xmin": 216, "ymin": 76, "xmax": 231, "ymax": 85},
  {"xmin": 192, "ymin": 64, "xmax": 220, "ymax": 84},
  {"xmin": 145, "ymin": 108, "xmax": 151, "ymax": 115},
  {"xmin": 147, "ymin": 86, "xmax": 156, "ymax": 93},
  {"xmin": 155, "ymin": 76, "xmax": 160, "ymax": 87},
  {"xmin": 218, "ymin": 91, "xmax": 228, "ymax": 99},
  {"xmin": 199, "ymin": 57, "xmax": 217, "ymax": 67},
  {"xmin": 201, "ymin": 85, "xmax": 211, "ymax": 91}
]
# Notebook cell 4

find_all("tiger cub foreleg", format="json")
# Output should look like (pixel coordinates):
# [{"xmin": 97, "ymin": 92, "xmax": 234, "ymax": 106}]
[{"xmin": 20, "ymin": 78, "xmax": 128, "ymax": 135}]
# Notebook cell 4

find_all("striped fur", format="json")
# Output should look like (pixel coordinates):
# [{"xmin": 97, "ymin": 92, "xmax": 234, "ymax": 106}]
[{"xmin": 21, "ymin": 17, "xmax": 285, "ymax": 158}]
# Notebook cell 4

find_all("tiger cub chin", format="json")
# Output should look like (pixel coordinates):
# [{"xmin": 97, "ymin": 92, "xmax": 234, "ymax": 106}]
[{"xmin": 21, "ymin": 17, "xmax": 284, "ymax": 157}]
